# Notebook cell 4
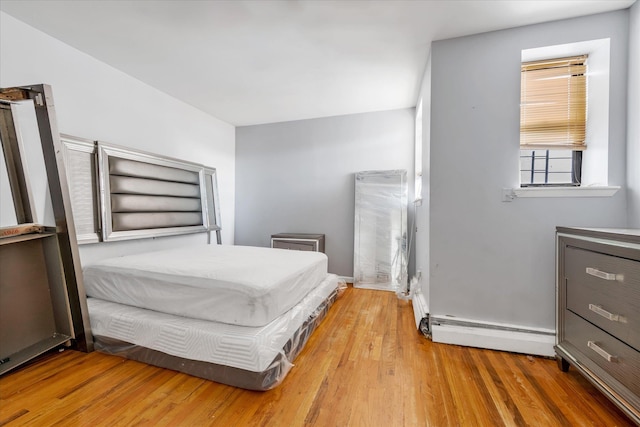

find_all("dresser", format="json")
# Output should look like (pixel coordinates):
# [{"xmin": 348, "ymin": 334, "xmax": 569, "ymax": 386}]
[
  {"xmin": 271, "ymin": 233, "xmax": 325, "ymax": 253},
  {"xmin": 556, "ymin": 227, "xmax": 640, "ymax": 424}
]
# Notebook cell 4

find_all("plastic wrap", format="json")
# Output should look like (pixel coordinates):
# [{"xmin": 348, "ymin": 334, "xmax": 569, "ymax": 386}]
[
  {"xmin": 353, "ymin": 170, "xmax": 408, "ymax": 291},
  {"xmin": 84, "ymin": 244, "xmax": 329, "ymax": 327},
  {"xmin": 90, "ymin": 275, "xmax": 346, "ymax": 391}
]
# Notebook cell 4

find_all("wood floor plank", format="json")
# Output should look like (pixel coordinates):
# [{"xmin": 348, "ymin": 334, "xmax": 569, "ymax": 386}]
[
  {"xmin": 537, "ymin": 354, "xmax": 633, "ymax": 427},
  {"xmin": 472, "ymin": 349, "xmax": 527, "ymax": 426},
  {"xmin": 0, "ymin": 350, "xmax": 83, "ymax": 398},
  {"xmin": 493, "ymin": 350, "xmax": 560, "ymax": 426},
  {"xmin": 0, "ymin": 287, "xmax": 634, "ymax": 426}
]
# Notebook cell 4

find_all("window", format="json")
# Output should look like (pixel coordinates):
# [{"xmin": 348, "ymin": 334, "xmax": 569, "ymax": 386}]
[
  {"xmin": 520, "ymin": 55, "xmax": 587, "ymax": 187},
  {"xmin": 512, "ymin": 39, "xmax": 617, "ymax": 198},
  {"xmin": 415, "ymin": 99, "xmax": 423, "ymax": 202},
  {"xmin": 520, "ymin": 149, "xmax": 581, "ymax": 186}
]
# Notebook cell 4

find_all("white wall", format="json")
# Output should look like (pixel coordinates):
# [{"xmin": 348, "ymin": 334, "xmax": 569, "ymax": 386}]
[
  {"xmin": 235, "ymin": 109, "xmax": 415, "ymax": 277},
  {"xmin": 428, "ymin": 10, "xmax": 629, "ymax": 333},
  {"xmin": 0, "ymin": 12, "xmax": 235, "ymax": 264},
  {"xmin": 628, "ymin": 1, "xmax": 640, "ymax": 228}
]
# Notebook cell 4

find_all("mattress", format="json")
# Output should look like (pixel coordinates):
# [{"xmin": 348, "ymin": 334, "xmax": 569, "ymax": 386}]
[
  {"xmin": 87, "ymin": 273, "xmax": 340, "ymax": 374},
  {"xmin": 92, "ymin": 283, "xmax": 340, "ymax": 391},
  {"xmin": 83, "ymin": 245, "xmax": 328, "ymax": 327}
]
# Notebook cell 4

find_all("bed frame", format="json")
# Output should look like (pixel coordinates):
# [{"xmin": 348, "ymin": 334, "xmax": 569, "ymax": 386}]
[
  {"xmin": 61, "ymin": 135, "xmax": 221, "ymax": 244},
  {"xmin": 61, "ymin": 134, "xmax": 341, "ymax": 390}
]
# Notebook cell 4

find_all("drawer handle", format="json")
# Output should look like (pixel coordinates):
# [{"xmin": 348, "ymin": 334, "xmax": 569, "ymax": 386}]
[
  {"xmin": 587, "ymin": 341, "xmax": 618, "ymax": 363},
  {"xmin": 585, "ymin": 267, "xmax": 623, "ymax": 282},
  {"xmin": 588, "ymin": 304, "xmax": 625, "ymax": 323}
]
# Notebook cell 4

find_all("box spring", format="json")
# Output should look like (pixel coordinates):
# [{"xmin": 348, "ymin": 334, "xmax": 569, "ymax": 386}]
[{"xmin": 91, "ymin": 285, "xmax": 341, "ymax": 390}]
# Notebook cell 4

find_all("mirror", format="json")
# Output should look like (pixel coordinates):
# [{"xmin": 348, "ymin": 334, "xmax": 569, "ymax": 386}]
[
  {"xmin": 353, "ymin": 170, "xmax": 408, "ymax": 291},
  {"xmin": 0, "ymin": 100, "xmax": 55, "ymax": 228},
  {"xmin": 0, "ymin": 140, "xmax": 17, "ymax": 227}
]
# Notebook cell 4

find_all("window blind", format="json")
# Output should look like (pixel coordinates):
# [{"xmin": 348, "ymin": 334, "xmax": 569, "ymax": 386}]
[{"xmin": 520, "ymin": 55, "xmax": 587, "ymax": 150}]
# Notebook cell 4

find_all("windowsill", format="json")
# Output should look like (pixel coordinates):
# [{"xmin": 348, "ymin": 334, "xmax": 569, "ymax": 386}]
[{"xmin": 512, "ymin": 186, "xmax": 620, "ymax": 198}]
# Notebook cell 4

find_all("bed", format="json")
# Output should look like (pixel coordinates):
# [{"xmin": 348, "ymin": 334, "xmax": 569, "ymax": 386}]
[
  {"xmin": 62, "ymin": 137, "xmax": 343, "ymax": 390},
  {"xmin": 84, "ymin": 248, "xmax": 343, "ymax": 390}
]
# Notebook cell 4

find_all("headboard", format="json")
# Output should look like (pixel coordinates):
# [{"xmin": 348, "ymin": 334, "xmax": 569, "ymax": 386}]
[{"xmin": 61, "ymin": 135, "xmax": 221, "ymax": 244}]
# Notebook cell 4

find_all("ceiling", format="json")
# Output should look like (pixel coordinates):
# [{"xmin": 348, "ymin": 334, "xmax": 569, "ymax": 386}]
[{"xmin": 1, "ymin": 0, "xmax": 635, "ymax": 126}]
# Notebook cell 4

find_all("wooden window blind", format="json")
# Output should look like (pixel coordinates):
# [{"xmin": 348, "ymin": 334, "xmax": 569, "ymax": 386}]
[{"xmin": 520, "ymin": 55, "xmax": 587, "ymax": 150}]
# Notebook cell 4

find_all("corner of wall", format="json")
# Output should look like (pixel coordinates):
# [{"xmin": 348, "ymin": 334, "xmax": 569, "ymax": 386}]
[{"xmin": 628, "ymin": 1, "xmax": 640, "ymax": 228}]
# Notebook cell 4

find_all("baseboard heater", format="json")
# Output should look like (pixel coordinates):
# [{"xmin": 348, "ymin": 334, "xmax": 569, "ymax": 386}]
[
  {"xmin": 430, "ymin": 315, "xmax": 556, "ymax": 357},
  {"xmin": 411, "ymin": 291, "xmax": 430, "ymax": 337}
]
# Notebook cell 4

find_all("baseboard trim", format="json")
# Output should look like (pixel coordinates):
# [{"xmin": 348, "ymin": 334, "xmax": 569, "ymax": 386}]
[
  {"xmin": 430, "ymin": 316, "xmax": 556, "ymax": 357},
  {"xmin": 411, "ymin": 292, "xmax": 429, "ymax": 330}
]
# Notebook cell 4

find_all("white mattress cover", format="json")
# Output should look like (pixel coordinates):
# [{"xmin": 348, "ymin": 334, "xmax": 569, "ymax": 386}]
[
  {"xmin": 88, "ymin": 274, "xmax": 339, "ymax": 372},
  {"xmin": 83, "ymin": 245, "xmax": 328, "ymax": 327}
]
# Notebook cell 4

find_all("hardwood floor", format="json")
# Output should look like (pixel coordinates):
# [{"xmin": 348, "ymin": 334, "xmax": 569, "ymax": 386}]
[{"xmin": 0, "ymin": 287, "xmax": 634, "ymax": 426}]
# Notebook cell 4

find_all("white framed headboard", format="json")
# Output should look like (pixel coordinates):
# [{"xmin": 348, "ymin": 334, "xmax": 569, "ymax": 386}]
[{"xmin": 61, "ymin": 135, "xmax": 221, "ymax": 244}]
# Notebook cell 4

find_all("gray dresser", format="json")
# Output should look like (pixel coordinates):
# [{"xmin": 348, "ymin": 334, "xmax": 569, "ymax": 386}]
[
  {"xmin": 271, "ymin": 233, "xmax": 325, "ymax": 253},
  {"xmin": 556, "ymin": 227, "xmax": 640, "ymax": 424}
]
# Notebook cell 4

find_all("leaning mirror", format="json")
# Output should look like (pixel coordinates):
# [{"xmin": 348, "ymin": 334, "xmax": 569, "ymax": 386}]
[{"xmin": 353, "ymin": 170, "xmax": 408, "ymax": 291}]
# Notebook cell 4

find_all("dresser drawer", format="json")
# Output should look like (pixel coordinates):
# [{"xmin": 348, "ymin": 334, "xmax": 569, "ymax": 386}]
[
  {"xmin": 273, "ymin": 240, "xmax": 317, "ymax": 251},
  {"xmin": 565, "ymin": 246, "xmax": 640, "ymax": 351},
  {"xmin": 565, "ymin": 310, "xmax": 640, "ymax": 396},
  {"xmin": 271, "ymin": 233, "xmax": 325, "ymax": 253}
]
